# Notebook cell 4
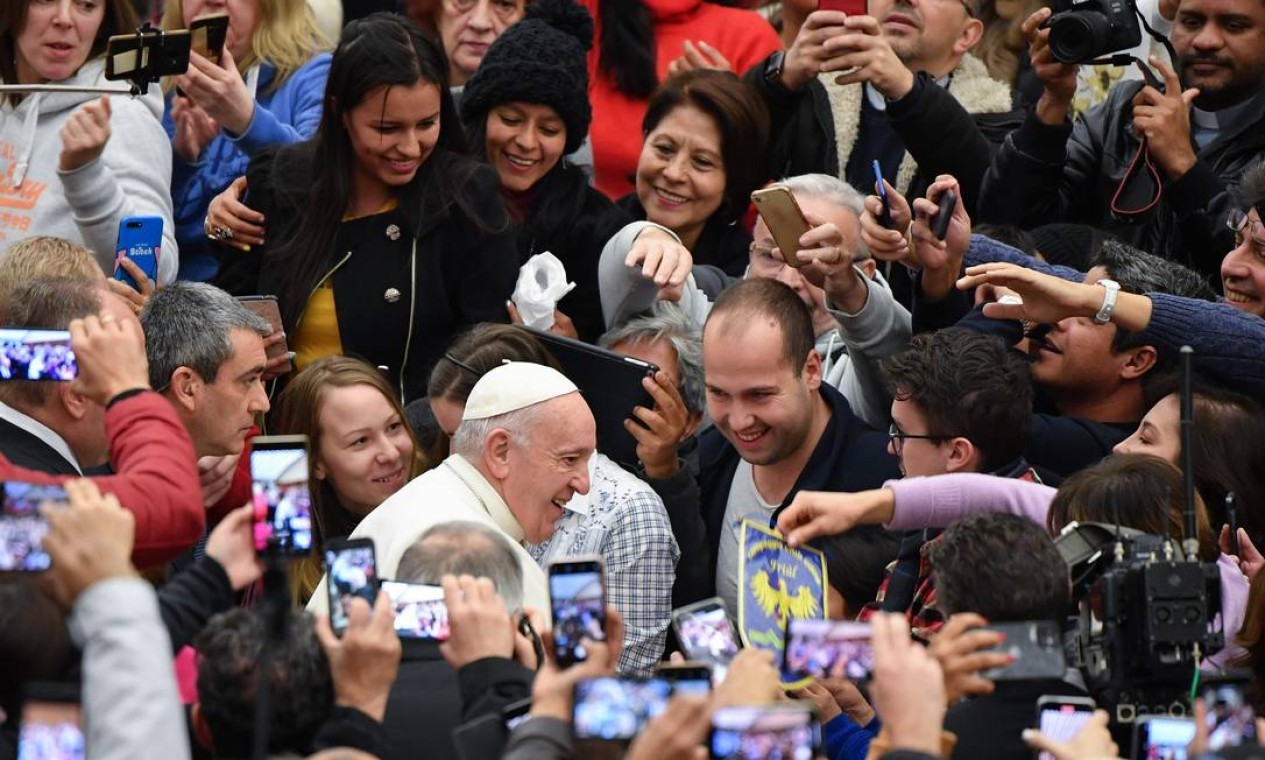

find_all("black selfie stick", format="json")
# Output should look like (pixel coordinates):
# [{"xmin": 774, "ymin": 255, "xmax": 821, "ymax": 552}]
[
  {"xmin": 1180, "ymin": 346, "xmax": 1199, "ymax": 561},
  {"xmin": 252, "ymin": 554, "xmax": 292, "ymax": 760}
]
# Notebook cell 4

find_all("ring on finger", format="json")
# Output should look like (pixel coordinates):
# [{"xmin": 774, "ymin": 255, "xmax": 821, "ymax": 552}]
[{"xmin": 222, "ymin": 227, "xmax": 234, "ymax": 242}]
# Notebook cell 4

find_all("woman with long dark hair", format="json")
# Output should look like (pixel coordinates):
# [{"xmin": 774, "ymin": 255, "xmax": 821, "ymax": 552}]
[{"xmin": 212, "ymin": 13, "xmax": 519, "ymax": 402}]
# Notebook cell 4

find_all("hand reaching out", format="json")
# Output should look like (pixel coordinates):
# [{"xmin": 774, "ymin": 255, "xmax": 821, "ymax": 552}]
[
  {"xmin": 314, "ymin": 591, "xmax": 402, "ymax": 723},
  {"xmin": 667, "ymin": 40, "xmax": 733, "ymax": 76},
  {"xmin": 60, "ymin": 97, "xmax": 113, "ymax": 172}
]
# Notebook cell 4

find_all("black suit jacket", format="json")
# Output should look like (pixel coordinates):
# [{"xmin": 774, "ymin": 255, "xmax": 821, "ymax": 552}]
[{"xmin": 0, "ymin": 415, "xmax": 78, "ymax": 475}]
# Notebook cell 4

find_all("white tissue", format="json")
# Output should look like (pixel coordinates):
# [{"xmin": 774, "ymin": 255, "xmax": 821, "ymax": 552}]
[{"xmin": 512, "ymin": 251, "xmax": 576, "ymax": 331}]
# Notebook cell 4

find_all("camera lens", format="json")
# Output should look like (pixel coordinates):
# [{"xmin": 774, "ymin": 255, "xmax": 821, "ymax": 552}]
[{"xmin": 1048, "ymin": 11, "xmax": 1115, "ymax": 63}]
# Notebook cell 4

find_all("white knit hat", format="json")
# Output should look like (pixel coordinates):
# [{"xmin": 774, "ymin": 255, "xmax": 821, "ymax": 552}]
[{"xmin": 461, "ymin": 362, "xmax": 578, "ymax": 421}]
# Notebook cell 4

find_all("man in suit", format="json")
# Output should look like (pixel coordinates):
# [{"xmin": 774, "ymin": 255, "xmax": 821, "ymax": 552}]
[{"xmin": 0, "ymin": 278, "xmax": 138, "ymax": 475}]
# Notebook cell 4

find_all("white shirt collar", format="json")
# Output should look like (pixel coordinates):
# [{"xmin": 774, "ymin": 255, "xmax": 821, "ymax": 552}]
[{"xmin": 0, "ymin": 400, "xmax": 82, "ymax": 474}]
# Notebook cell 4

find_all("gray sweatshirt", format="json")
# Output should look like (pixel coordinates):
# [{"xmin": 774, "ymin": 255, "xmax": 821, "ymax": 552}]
[{"xmin": 0, "ymin": 59, "xmax": 178, "ymax": 284}]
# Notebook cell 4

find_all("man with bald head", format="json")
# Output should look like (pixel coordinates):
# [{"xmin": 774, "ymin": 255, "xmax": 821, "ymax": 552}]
[{"xmin": 311, "ymin": 362, "xmax": 597, "ymax": 612}]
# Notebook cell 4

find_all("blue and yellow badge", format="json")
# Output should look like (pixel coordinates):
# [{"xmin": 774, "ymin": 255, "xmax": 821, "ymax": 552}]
[{"xmin": 737, "ymin": 518, "xmax": 827, "ymax": 689}]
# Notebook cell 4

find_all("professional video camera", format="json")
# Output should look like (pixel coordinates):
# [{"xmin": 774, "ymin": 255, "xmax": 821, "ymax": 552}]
[
  {"xmin": 1045, "ymin": 0, "xmax": 1143, "ymax": 64},
  {"xmin": 1057, "ymin": 521, "xmax": 1224, "ymax": 723}
]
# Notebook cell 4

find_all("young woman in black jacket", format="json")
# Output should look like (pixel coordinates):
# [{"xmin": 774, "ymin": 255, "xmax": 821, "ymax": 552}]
[{"xmin": 210, "ymin": 13, "xmax": 519, "ymax": 402}]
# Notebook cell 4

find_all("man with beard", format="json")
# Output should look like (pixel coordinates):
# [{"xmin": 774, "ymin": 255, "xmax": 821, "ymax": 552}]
[{"xmin": 977, "ymin": 0, "xmax": 1265, "ymax": 281}]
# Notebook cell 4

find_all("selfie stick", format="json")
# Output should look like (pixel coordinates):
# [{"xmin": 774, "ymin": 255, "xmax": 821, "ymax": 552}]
[
  {"xmin": 252, "ymin": 554, "xmax": 292, "ymax": 760},
  {"xmin": 1179, "ymin": 346, "xmax": 1199, "ymax": 562},
  {"xmin": 0, "ymin": 84, "xmax": 132, "ymax": 96}
]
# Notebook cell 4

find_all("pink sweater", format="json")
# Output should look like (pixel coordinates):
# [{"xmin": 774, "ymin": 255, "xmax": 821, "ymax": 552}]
[{"xmin": 884, "ymin": 473, "xmax": 1248, "ymax": 670}]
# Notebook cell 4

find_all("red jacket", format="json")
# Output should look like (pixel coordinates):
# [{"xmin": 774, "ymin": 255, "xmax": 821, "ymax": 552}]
[
  {"xmin": 0, "ymin": 391, "xmax": 203, "ymax": 569},
  {"xmin": 584, "ymin": 0, "xmax": 782, "ymax": 199}
]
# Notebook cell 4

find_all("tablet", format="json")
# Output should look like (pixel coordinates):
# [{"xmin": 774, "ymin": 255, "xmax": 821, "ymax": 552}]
[{"xmin": 520, "ymin": 327, "xmax": 657, "ymax": 470}]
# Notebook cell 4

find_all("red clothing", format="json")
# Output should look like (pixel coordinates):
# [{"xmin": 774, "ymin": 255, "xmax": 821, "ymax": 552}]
[
  {"xmin": 584, "ymin": 0, "xmax": 782, "ymax": 199},
  {"xmin": 0, "ymin": 391, "xmax": 203, "ymax": 569}
]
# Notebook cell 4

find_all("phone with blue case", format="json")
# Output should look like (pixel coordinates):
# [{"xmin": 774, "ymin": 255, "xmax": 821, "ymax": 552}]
[{"xmin": 113, "ymin": 216, "xmax": 162, "ymax": 290}]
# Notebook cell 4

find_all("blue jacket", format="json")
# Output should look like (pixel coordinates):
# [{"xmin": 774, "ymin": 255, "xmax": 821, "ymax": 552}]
[
  {"xmin": 164, "ymin": 53, "xmax": 331, "ymax": 281},
  {"xmin": 823, "ymin": 713, "xmax": 881, "ymax": 760}
]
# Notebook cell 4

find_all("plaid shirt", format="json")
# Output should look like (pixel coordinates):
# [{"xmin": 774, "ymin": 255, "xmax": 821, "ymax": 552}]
[
  {"xmin": 858, "ymin": 463, "xmax": 1042, "ymax": 642},
  {"xmin": 528, "ymin": 453, "xmax": 680, "ymax": 676}
]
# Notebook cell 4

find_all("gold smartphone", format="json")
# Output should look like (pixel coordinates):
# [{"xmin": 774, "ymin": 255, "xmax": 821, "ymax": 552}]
[
  {"xmin": 190, "ymin": 13, "xmax": 229, "ymax": 65},
  {"xmin": 751, "ymin": 185, "xmax": 811, "ymax": 269}
]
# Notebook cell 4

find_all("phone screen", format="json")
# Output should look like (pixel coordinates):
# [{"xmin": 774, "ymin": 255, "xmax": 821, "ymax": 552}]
[
  {"xmin": 573, "ymin": 677, "xmax": 672, "ymax": 741},
  {"xmin": 1036, "ymin": 702, "xmax": 1094, "ymax": 760},
  {"xmin": 381, "ymin": 580, "xmax": 449, "ymax": 641},
  {"xmin": 250, "ymin": 440, "xmax": 313, "ymax": 556},
  {"xmin": 673, "ymin": 600, "xmax": 740, "ymax": 680},
  {"xmin": 325, "ymin": 541, "xmax": 378, "ymax": 635},
  {"xmin": 710, "ymin": 705, "xmax": 818, "ymax": 760},
  {"xmin": 18, "ymin": 698, "xmax": 84, "ymax": 760},
  {"xmin": 783, "ymin": 619, "xmax": 874, "ymax": 682},
  {"xmin": 550, "ymin": 560, "xmax": 606, "ymax": 667},
  {"xmin": 1, "ymin": 483, "xmax": 68, "ymax": 572},
  {"xmin": 0, "ymin": 329, "xmax": 77, "ymax": 382},
  {"xmin": 1203, "ymin": 683, "xmax": 1258, "ymax": 750},
  {"xmin": 982, "ymin": 621, "xmax": 1065, "ymax": 681},
  {"xmin": 1139, "ymin": 717, "xmax": 1197, "ymax": 759}
]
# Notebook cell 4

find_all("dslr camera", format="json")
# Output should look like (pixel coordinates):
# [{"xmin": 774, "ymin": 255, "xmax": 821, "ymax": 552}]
[{"xmin": 1045, "ymin": 0, "xmax": 1142, "ymax": 64}]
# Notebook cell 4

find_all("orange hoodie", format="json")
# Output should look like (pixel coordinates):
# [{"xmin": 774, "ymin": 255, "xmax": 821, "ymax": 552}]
[{"xmin": 584, "ymin": 0, "xmax": 782, "ymax": 199}]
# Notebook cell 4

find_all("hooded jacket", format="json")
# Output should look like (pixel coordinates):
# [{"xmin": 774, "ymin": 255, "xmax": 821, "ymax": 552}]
[{"xmin": 0, "ymin": 59, "xmax": 177, "ymax": 283}]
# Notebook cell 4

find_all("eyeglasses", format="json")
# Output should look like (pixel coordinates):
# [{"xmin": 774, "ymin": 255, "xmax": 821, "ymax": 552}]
[
  {"xmin": 1228, "ymin": 208, "xmax": 1265, "ymax": 248},
  {"xmin": 444, "ymin": 0, "xmax": 522, "ymax": 21},
  {"xmin": 888, "ymin": 423, "xmax": 955, "ymax": 454},
  {"xmin": 749, "ymin": 240, "xmax": 791, "ymax": 274}
]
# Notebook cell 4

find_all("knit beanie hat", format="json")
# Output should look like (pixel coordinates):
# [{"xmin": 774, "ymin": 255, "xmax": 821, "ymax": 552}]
[{"xmin": 460, "ymin": 0, "xmax": 594, "ymax": 155}]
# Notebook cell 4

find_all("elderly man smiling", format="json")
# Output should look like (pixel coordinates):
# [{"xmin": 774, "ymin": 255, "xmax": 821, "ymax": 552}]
[{"xmin": 310, "ymin": 362, "xmax": 596, "ymax": 612}]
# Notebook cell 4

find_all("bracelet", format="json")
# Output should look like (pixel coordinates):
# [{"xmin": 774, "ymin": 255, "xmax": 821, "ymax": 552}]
[
  {"xmin": 106, "ymin": 388, "xmax": 149, "ymax": 410},
  {"xmin": 1093, "ymin": 279, "xmax": 1121, "ymax": 325}
]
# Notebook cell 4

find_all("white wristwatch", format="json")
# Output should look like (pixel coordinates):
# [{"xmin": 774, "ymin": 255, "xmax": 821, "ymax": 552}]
[{"xmin": 1093, "ymin": 279, "xmax": 1121, "ymax": 325}]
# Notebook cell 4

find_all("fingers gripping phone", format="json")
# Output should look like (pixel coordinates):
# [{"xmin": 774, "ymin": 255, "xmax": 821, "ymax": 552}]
[
  {"xmin": 114, "ymin": 216, "xmax": 162, "ymax": 291},
  {"xmin": 549, "ymin": 556, "xmax": 607, "ymax": 668},
  {"xmin": 1034, "ymin": 696, "xmax": 1096, "ymax": 760},
  {"xmin": 751, "ymin": 185, "xmax": 812, "ymax": 269},
  {"xmin": 325, "ymin": 537, "xmax": 378, "ymax": 637},
  {"xmin": 930, "ymin": 188, "xmax": 957, "ymax": 241},
  {"xmin": 190, "ymin": 13, "xmax": 229, "ymax": 65},
  {"xmin": 250, "ymin": 435, "xmax": 314, "ymax": 557},
  {"xmin": 872, "ymin": 160, "xmax": 895, "ymax": 229}
]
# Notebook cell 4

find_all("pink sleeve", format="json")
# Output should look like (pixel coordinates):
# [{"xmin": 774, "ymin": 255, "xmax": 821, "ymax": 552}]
[{"xmin": 884, "ymin": 474, "xmax": 1057, "ymax": 530}]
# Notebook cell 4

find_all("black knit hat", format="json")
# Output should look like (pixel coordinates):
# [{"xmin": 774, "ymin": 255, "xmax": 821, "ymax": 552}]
[{"xmin": 460, "ymin": 0, "xmax": 594, "ymax": 155}]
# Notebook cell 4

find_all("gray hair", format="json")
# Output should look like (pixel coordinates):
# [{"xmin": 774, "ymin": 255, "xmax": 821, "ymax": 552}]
[
  {"xmin": 139, "ymin": 282, "xmax": 270, "ymax": 391},
  {"xmin": 396, "ymin": 521, "xmax": 525, "ymax": 610},
  {"xmin": 599, "ymin": 303, "xmax": 705, "ymax": 415},
  {"xmin": 779, "ymin": 173, "xmax": 871, "ymax": 261},
  {"xmin": 449, "ymin": 403, "xmax": 543, "ymax": 460}
]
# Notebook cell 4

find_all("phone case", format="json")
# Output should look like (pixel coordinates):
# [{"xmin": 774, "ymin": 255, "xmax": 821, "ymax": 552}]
[
  {"xmin": 114, "ymin": 216, "xmax": 162, "ymax": 290},
  {"xmin": 751, "ymin": 186, "xmax": 811, "ymax": 269},
  {"xmin": 190, "ymin": 13, "xmax": 229, "ymax": 64},
  {"xmin": 818, "ymin": 0, "xmax": 867, "ymax": 14},
  {"xmin": 236, "ymin": 296, "xmax": 289, "ymax": 361}
]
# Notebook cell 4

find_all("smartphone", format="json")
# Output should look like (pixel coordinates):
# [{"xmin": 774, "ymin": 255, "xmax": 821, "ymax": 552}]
[
  {"xmin": 380, "ymin": 580, "xmax": 448, "ymax": 641},
  {"xmin": 0, "ymin": 329, "xmax": 77, "ymax": 382},
  {"xmin": 930, "ymin": 188, "xmax": 957, "ymax": 241},
  {"xmin": 190, "ymin": 13, "xmax": 229, "ymax": 65},
  {"xmin": 710, "ymin": 705, "xmax": 820, "ymax": 760},
  {"xmin": 783, "ymin": 619, "xmax": 875, "ymax": 683},
  {"xmin": 671, "ymin": 598, "xmax": 741, "ymax": 681},
  {"xmin": 872, "ymin": 160, "xmax": 894, "ymax": 228},
  {"xmin": 549, "ymin": 556, "xmax": 606, "ymax": 668},
  {"xmin": 236, "ymin": 296, "xmax": 289, "ymax": 363},
  {"xmin": 819, "ymin": 0, "xmax": 867, "ymax": 14},
  {"xmin": 572, "ymin": 676, "xmax": 672, "ymax": 742},
  {"xmin": 17, "ymin": 683, "xmax": 84, "ymax": 760},
  {"xmin": 1134, "ymin": 715, "xmax": 1196, "ymax": 759},
  {"xmin": 0, "ymin": 483, "xmax": 68, "ymax": 572},
  {"xmin": 1034, "ymin": 695, "xmax": 1096, "ymax": 760},
  {"xmin": 325, "ymin": 537, "xmax": 378, "ymax": 636},
  {"xmin": 1226, "ymin": 492, "xmax": 1241, "ymax": 557},
  {"xmin": 249, "ymin": 435, "xmax": 313, "ymax": 556},
  {"xmin": 502, "ymin": 698, "xmax": 533, "ymax": 732},
  {"xmin": 1201, "ymin": 680, "xmax": 1258, "ymax": 750},
  {"xmin": 655, "ymin": 662, "xmax": 714, "ymax": 696},
  {"xmin": 113, "ymin": 216, "xmax": 162, "ymax": 291},
  {"xmin": 981, "ymin": 620, "xmax": 1066, "ymax": 681},
  {"xmin": 751, "ymin": 185, "xmax": 812, "ymax": 269}
]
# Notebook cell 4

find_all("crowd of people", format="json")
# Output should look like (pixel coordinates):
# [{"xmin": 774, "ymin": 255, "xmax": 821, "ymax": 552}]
[{"xmin": 2, "ymin": 0, "xmax": 1265, "ymax": 756}]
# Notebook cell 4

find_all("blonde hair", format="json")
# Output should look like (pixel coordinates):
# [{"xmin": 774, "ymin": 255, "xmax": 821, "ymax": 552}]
[
  {"xmin": 0, "ymin": 237, "xmax": 105, "ymax": 300},
  {"xmin": 972, "ymin": 0, "xmax": 1042, "ymax": 86},
  {"xmin": 162, "ymin": 0, "xmax": 330, "ymax": 94}
]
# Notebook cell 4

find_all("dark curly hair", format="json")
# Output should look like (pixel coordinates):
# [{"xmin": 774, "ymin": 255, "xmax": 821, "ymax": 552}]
[{"xmin": 194, "ymin": 609, "xmax": 334, "ymax": 758}]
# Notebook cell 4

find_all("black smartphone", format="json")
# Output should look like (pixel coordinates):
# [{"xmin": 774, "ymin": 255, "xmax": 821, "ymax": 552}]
[
  {"xmin": 0, "ymin": 482, "xmax": 68, "ymax": 572},
  {"xmin": 549, "ymin": 556, "xmax": 606, "ymax": 668},
  {"xmin": 18, "ymin": 683, "xmax": 84, "ymax": 760},
  {"xmin": 105, "ymin": 28, "xmax": 191, "ymax": 82},
  {"xmin": 0, "ymin": 329, "xmax": 77, "ymax": 382},
  {"xmin": 655, "ymin": 662, "xmax": 714, "ymax": 696},
  {"xmin": 190, "ymin": 13, "xmax": 229, "ymax": 65},
  {"xmin": 1034, "ymin": 695, "xmax": 1096, "ymax": 760},
  {"xmin": 671, "ymin": 597, "xmax": 741, "ymax": 681},
  {"xmin": 572, "ymin": 676, "xmax": 672, "ymax": 742},
  {"xmin": 872, "ymin": 160, "xmax": 894, "ymax": 229},
  {"xmin": 380, "ymin": 580, "xmax": 448, "ymax": 641},
  {"xmin": 981, "ymin": 620, "xmax": 1066, "ymax": 681},
  {"xmin": 1226, "ymin": 492, "xmax": 1241, "ymax": 557},
  {"xmin": 782, "ymin": 619, "xmax": 874, "ymax": 683},
  {"xmin": 325, "ymin": 537, "xmax": 378, "ymax": 637},
  {"xmin": 930, "ymin": 188, "xmax": 957, "ymax": 241},
  {"xmin": 249, "ymin": 435, "xmax": 313, "ymax": 557},
  {"xmin": 710, "ymin": 704, "xmax": 819, "ymax": 760},
  {"xmin": 1134, "ymin": 715, "xmax": 1196, "ymax": 758},
  {"xmin": 1202, "ymin": 679, "xmax": 1258, "ymax": 750}
]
